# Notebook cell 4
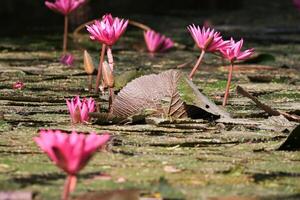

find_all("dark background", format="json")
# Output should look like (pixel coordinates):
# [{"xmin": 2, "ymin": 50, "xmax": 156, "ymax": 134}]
[
  {"xmin": 0, "ymin": 0, "xmax": 242, "ymax": 35},
  {"xmin": 0, "ymin": 0, "xmax": 298, "ymax": 36}
]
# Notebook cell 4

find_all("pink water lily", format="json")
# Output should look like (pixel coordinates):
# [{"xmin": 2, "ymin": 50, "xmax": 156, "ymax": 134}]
[
  {"xmin": 60, "ymin": 54, "xmax": 74, "ymax": 66},
  {"xmin": 187, "ymin": 25, "xmax": 229, "ymax": 79},
  {"xmin": 86, "ymin": 14, "xmax": 128, "ymax": 107},
  {"xmin": 45, "ymin": 0, "xmax": 85, "ymax": 54},
  {"xmin": 86, "ymin": 14, "xmax": 128, "ymax": 46},
  {"xmin": 294, "ymin": 0, "xmax": 300, "ymax": 10},
  {"xmin": 220, "ymin": 38, "xmax": 254, "ymax": 107},
  {"xmin": 35, "ymin": 129, "xmax": 110, "ymax": 200},
  {"xmin": 45, "ymin": 0, "xmax": 85, "ymax": 15},
  {"xmin": 144, "ymin": 30, "xmax": 174, "ymax": 53},
  {"xmin": 188, "ymin": 25, "xmax": 228, "ymax": 52},
  {"xmin": 66, "ymin": 96, "xmax": 95, "ymax": 123},
  {"xmin": 220, "ymin": 38, "xmax": 254, "ymax": 62}
]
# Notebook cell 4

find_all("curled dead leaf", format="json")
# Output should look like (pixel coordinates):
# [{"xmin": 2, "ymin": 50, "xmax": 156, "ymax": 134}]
[{"xmin": 111, "ymin": 70, "xmax": 230, "ymax": 120}]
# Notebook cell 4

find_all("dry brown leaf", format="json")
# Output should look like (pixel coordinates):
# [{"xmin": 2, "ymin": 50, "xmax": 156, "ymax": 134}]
[
  {"xmin": 111, "ymin": 70, "xmax": 188, "ymax": 119},
  {"xmin": 111, "ymin": 70, "xmax": 229, "ymax": 120}
]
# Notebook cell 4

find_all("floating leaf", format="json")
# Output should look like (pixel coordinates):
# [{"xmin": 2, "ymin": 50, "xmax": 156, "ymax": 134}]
[
  {"xmin": 111, "ymin": 70, "xmax": 229, "ymax": 120},
  {"xmin": 83, "ymin": 50, "xmax": 95, "ymax": 75}
]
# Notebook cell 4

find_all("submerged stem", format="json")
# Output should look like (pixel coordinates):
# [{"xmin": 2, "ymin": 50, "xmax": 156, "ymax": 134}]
[
  {"xmin": 95, "ymin": 44, "xmax": 106, "ymax": 93},
  {"xmin": 63, "ymin": 15, "xmax": 69, "ymax": 54},
  {"xmin": 223, "ymin": 62, "xmax": 234, "ymax": 107},
  {"xmin": 62, "ymin": 175, "xmax": 77, "ymax": 200},
  {"xmin": 189, "ymin": 50, "xmax": 206, "ymax": 80}
]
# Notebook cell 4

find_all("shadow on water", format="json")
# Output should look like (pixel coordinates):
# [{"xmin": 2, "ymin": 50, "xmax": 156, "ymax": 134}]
[
  {"xmin": 252, "ymin": 172, "xmax": 300, "ymax": 183},
  {"xmin": 74, "ymin": 190, "xmax": 140, "ymax": 200},
  {"xmin": 11, "ymin": 171, "xmax": 105, "ymax": 188}
]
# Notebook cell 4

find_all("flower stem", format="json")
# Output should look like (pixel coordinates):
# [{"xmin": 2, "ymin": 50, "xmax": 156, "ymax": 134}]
[
  {"xmin": 223, "ymin": 62, "xmax": 234, "ymax": 107},
  {"xmin": 106, "ymin": 46, "xmax": 115, "ymax": 111},
  {"xmin": 95, "ymin": 44, "xmax": 106, "ymax": 93},
  {"xmin": 106, "ymin": 46, "xmax": 114, "ymax": 71},
  {"xmin": 62, "ymin": 175, "xmax": 77, "ymax": 200},
  {"xmin": 63, "ymin": 15, "xmax": 69, "ymax": 54},
  {"xmin": 189, "ymin": 50, "xmax": 205, "ymax": 80},
  {"xmin": 88, "ymin": 75, "xmax": 93, "ymax": 92}
]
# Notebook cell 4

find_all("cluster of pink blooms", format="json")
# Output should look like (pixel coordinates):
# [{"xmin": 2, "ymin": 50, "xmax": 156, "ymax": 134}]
[
  {"xmin": 187, "ymin": 24, "xmax": 254, "ymax": 63},
  {"xmin": 144, "ymin": 30, "xmax": 174, "ymax": 53},
  {"xmin": 45, "ymin": 0, "xmax": 85, "ymax": 16},
  {"xmin": 187, "ymin": 24, "xmax": 254, "ymax": 106},
  {"xmin": 66, "ymin": 96, "xmax": 95, "ymax": 124}
]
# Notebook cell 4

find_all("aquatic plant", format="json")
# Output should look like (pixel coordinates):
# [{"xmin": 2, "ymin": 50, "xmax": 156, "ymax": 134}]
[
  {"xmin": 45, "ymin": 0, "xmax": 86, "ymax": 53},
  {"xmin": 86, "ymin": 14, "xmax": 128, "ymax": 108},
  {"xmin": 220, "ymin": 38, "xmax": 254, "ymax": 106},
  {"xmin": 35, "ymin": 130, "xmax": 110, "ymax": 200},
  {"xmin": 187, "ymin": 25, "xmax": 229, "ymax": 79},
  {"xmin": 60, "ymin": 53, "xmax": 74, "ymax": 66}
]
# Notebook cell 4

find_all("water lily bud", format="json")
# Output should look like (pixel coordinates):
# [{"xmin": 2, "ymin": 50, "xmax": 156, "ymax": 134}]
[
  {"xmin": 102, "ymin": 61, "xmax": 114, "ymax": 88},
  {"xmin": 83, "ymin": 50, "xmax": 95, "ymax": 75}
]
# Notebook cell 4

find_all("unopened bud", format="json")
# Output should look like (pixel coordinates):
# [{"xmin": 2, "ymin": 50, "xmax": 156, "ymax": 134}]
[
  {"xmin": 102, "ymin": 61, "xmax": 114, "ymax": 88},
  {"xmin": 83, "ymin": 50, "xmax": 95, "ymax": 75}
]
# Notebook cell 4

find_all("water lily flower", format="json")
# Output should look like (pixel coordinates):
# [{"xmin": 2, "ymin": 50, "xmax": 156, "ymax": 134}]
[
  {"xmin": 60, "ymin": 54, "xmax": 74, "ymax": 66},
  {"xmin": 35, "ymin": 129, "xmax": 110, "ymax": 200},
  {"xmin": 45, "ymin": 0, "xmax": 86, "ymax": 53},
  {"xmin": 66, "ymin": 96, "xmax": 95, "ymax": 123},
  {"xmin": 86, "ymin": 14, "xmax": 128, "ymax": 47},
  {"xmin": 144, "ymin": 30, "xmax": 174, "ymax": 53},
  {"xmin": 45, "ymin": 0, "xmax": 85, "ymax": 15},
  {"xmin": 220, "ymin": 38, "xmax": 254, "ymax": 106},
  {"xmin": 187, "ymin": 24, "xmax": 229, "ymax": 79},
  {"xmin": 86, "ymin": 14, "xmax": 128, "ymax": 109},
  {"xmin": 13, "ymin": 81, "xmax": 25, "ymax": 90}
]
